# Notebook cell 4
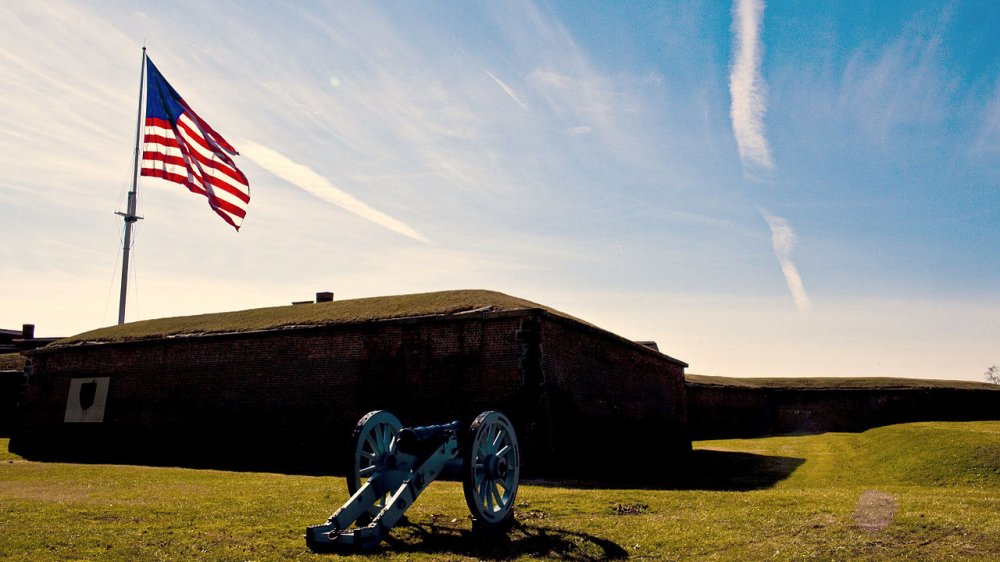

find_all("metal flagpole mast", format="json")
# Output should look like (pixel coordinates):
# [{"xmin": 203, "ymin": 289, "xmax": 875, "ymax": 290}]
[{"xmin": 117, "ymin": 47, "xmax": 146, "ymax": 325}]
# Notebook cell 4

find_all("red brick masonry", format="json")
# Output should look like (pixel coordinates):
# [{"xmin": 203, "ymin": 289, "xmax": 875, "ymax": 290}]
[{"xmin": 14, "ymin": 309, "xmax": 689, "ymax": 479}]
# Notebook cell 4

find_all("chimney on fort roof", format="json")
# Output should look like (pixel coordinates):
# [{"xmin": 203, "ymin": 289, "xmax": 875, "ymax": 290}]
[
  {"xmin": 22, "ymin": 324, "xmax": 34, "ymax": 340},
  {"xmin": 316, "ymin": 291, "xmax": 334, "ymax": 303}
]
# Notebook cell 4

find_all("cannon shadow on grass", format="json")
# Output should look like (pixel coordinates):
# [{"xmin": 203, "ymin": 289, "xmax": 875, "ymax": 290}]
[
  {"xmin": 525, "ymin": 449, "xmax": 805, "ymax": 491},
  {"xmin": 381, "ymin": 520, "xmax": 629, "ymax": 561}
]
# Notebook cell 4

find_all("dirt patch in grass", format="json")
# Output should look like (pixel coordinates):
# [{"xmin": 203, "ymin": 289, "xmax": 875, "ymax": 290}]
[
  {"xmin": 854, "ymin": 489, "xmax": 897, "ymax": 531},
  {"xmin": 611, "ymin": 502, "xmax": 649, "ymax": 515},
  {"xmin": 0, "ymin": 479, "xmax": 98, "ymax": 503}
]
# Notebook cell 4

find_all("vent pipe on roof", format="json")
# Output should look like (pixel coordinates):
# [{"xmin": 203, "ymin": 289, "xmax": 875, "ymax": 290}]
[{"xmin": 316, "ymin": 291, "xmax": 334, "ymax": 303}]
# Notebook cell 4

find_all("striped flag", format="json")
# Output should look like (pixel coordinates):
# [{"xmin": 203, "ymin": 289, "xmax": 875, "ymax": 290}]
[{"xmin": 140, "ymin": 58, "xmax": 250, "ymax": 230}]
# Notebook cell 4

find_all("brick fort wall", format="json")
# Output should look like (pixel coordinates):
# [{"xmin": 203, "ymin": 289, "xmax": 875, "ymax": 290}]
[
  {"xmin": 13, "ymin": 310, "xmax": 689, "ymax": 479},
  {"xmin": 0, "ymin": 370, "xmax": 25, "ymax": 437},
  {"xmin": 687, "ymin": 383, "xmax": 1000, "ymax": 439}
]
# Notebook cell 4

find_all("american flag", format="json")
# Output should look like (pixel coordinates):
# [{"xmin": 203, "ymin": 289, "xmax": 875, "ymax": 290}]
[{"xmin": 140, "ymin": 58, "xmax": 250, "ymax": 230}]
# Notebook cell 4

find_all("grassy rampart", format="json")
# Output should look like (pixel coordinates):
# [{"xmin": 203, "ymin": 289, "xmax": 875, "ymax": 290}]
[{"xmin": 686, "ymin": 374, "xmax": 1000, "ymax": 439}]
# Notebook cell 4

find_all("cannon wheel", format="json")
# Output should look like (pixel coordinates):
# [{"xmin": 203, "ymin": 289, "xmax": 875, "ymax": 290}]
[
  {"xmin": 462, "ymin": 411, "xmax": 520, "ymax": 533},
  {"xmin": 348, "ymin": 410, "xmax": 403, "ymax": 518}
]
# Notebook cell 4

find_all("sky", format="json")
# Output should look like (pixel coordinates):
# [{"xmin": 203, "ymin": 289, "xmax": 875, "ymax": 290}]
[{"xmin": 2, "ymin": 1, "xmax": 998, "ymax": 381}]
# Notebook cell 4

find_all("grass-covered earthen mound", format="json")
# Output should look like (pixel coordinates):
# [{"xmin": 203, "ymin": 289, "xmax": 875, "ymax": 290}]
[
  {"xmin": 55, "ymin": 289, "xmax": 584, "ymax": 347},
  {"xmin": 686, "ymin": 374, "xmax": 1000, "ymax": 439},
  {"xmin": 686, "ymin": 374, "xmax": 999, "ymax": 391},
  {"xmin": 0, "ymin": 353, "xmax": 26, "ymax": 371}
]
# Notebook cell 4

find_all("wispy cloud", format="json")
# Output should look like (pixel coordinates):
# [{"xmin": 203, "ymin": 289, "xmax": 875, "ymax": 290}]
[
  {"xmin": 729, "ymin": 0, "xmax": 773, "ymax": 174},
  {"xmin": 240, "ymin": 141, "xmax": 430, "ymax": 243},
  {"xmin": 528, "ymin": 68, "xmax": 615, "ymax": 132},
  {"xmin": 760, "ymin": 209, "xmax": 811, "ymax": 312},
  {"xmin": 485, "ymin": 70, "xmax": 529, "ymax": 111},
  {"xmin": 728, "ymin": 0, "xmax": 808, "ymax": 310},
  {"xmin": 975, "ymin": 81, "xmax": 1000, "ymax": 153},
  {"xmin": 837, "ymin": 8, "xmax": 954, "ymax": 145}
]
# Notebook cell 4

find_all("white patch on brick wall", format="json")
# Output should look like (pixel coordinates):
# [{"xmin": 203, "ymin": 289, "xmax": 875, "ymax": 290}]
[{"xmin": 64, "ymin": 377, "xmax": 110, "ymax": 423}]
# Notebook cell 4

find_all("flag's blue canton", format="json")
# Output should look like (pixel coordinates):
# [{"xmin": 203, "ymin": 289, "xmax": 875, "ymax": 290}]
[{"xmin": 144, "ymin": 60, "xmax": 185, "ymax": 125}]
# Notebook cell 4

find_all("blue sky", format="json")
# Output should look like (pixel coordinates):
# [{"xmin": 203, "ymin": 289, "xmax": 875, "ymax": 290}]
[{"xmin": 2, "ymin": 1, "xmax": 997, "ymax": 380}]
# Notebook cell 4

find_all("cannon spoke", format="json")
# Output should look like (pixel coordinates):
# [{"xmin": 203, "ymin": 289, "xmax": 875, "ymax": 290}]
[
  {"xmin": 492, "ymin": 428, "xmax": 504, "ymax": 450},
  {"xmin": 378, "ymin": 426, "xmax": 392, "ymax": 453}
]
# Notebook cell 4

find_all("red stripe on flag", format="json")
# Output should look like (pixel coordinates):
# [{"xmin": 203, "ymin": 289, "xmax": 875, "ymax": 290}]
[
  {"xmin": 145, "ymin": 117, "xmax": 172, "ymax": 129},
  {"xmin": 141, "ymin": 168, "xmax": 193, "ymax": 187},
  {"xmin": 143, "ymin": 133, "xmax": 180, "ymax": 149},
  {"xmin": 142, "ymin": 151, "xmax": 186, "ymax": 168}
]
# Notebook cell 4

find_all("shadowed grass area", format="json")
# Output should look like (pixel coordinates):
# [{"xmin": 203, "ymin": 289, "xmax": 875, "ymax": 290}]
[
  {"xmin": 53, "ymin": 290, "xmax": 583, "ymax": 346},
  {"xmin": 687, "ymin": 373, "xmax": 1000, "ymax": 391},
  {"xmin": 2, "ymin": 422, "xmax": 998, "ymax": 560}
]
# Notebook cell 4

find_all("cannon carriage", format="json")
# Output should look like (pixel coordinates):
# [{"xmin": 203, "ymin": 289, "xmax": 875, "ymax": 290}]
[{"xmin": 306, "ymin": 410, "xmax": 520, "ymax": 551}]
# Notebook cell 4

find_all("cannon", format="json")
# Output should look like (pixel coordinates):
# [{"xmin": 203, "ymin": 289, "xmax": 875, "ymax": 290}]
[{"xmin": 306, "ymin": 410, "xmax": 520, "ymax": 551}]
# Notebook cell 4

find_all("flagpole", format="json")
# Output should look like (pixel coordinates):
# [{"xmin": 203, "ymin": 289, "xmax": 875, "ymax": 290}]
[{"xmin": 117, "ymin": 47, "xmax": 147, "ymax": 325}]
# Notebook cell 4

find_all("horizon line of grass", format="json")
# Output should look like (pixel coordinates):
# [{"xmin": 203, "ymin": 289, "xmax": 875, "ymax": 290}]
[{"xmin": 686, "ymin": 373, "xmax": 999, "ymax": 391}]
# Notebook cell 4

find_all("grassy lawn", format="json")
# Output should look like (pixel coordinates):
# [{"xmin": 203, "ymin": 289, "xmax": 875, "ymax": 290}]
[{"xmin": 2, "ymin": 421, "xmax": 998, "ymax": 561}]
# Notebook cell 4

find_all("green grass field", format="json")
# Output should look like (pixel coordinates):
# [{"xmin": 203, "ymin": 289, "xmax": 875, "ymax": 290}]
[{"xmin": 2, "ymin": 421, "xmax": 998, "ymax": 561}]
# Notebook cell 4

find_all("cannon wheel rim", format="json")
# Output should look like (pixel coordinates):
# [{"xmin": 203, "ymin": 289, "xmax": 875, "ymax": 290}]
[
  {"xmin": 348, "ymin": 410, "xmax": 402, "ymax": 515},
  {"xmin": 463, "ymin": 411, "xmax": 519, "ymax": 532}
]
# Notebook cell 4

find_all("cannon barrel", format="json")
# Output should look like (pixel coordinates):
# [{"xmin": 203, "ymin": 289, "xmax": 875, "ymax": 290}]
[{"xmin": 395, "ymin": 421, "xmax": 461, "ymax": 457}]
